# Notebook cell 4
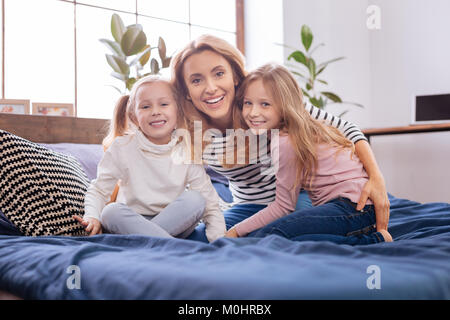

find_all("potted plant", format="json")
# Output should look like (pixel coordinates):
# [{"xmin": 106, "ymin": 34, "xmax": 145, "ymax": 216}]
[
  {"xmin": 100, "ymin": 14, "xmax": 171, "ymax": 93},
  {"xmin": 287, "ymin": 25, "xmax": 363, "ymax": 116}
]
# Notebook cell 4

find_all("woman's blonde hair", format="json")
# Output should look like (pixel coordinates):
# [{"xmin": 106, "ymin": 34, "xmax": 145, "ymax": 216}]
[
  {"xmin": 170, "ymin": 34, "xmax": 248, "ymax": 163},
  {"xmin": 236, "ymin": 63, "xmax": 355, "ymax": 188},
  {"xmin": 103, "ymin": 75, "xmax": 186, "ymax": 150}
]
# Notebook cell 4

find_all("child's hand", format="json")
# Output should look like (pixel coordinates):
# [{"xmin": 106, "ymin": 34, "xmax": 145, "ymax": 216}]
[
  {"xmin": 73, "ymin": 215, "xmax": 102, "ymax": 236},
  {"xmin": 225, "ymin": 228, "xmax": 239, "ymax": 238}
]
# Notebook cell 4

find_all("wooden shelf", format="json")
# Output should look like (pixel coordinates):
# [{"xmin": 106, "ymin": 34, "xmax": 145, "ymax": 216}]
[
  {"xmin": 0, "ymin": 113, "xmax": 110, "ymax": 144},
  {"xmin": 362, "ymin": 123, "xmax": 450, "ymax": 142}
]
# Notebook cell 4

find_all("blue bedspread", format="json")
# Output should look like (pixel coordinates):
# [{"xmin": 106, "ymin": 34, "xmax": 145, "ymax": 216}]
[{"xmin": 0, "ymin": 194, "xmax": 449, "ymax": 300}]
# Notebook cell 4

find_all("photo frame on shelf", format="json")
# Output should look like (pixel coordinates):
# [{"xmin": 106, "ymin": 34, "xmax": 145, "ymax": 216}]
[
  {"xmin": 0, "ymin": 99, "xmax": 31, "ymax": 114},
  {"xmin": 32, "ymin": 102, "xmax": 74, "ymax": 117}
]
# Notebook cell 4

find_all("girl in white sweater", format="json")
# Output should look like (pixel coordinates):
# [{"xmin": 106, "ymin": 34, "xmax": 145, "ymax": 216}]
[{"xmin": 74, "ymin": 76, "xmax": 226, "ymax": 242}]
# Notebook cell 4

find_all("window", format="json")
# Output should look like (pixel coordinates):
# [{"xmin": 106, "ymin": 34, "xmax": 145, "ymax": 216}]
[
  {"xmin": 1, "ymin": 0, "xmax": 244, "ymax": 119},
  {"xmin": 4, "ymin": 0, "xmax": 74, "ymax": 105}
]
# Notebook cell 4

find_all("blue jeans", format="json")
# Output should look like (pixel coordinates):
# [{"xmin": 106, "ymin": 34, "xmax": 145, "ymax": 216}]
[
  {"xmin": 249, "ymin": 197, "xmax": 385, "ymax": 245},
  {"xmin": 187, "ymin": 189, "xmax": 313, "ymax": 243}
]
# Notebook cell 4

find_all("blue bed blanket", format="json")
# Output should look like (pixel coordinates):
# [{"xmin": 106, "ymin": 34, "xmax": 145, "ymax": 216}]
[{"xmin": 0, "ymin": 194, "xmax": 449, "ymax": 300}]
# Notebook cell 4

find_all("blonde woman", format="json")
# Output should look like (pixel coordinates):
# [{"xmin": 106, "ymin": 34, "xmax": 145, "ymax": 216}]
[
  {"xmin": 75, "ymin": 75, "xmax": 225, "ymax": 242},
  {"xmin": 171, "ymin": 35, "xmax": 390, "ymax": 242},
  {"xmin": 226, "ymin": 63, "xmax": 392, "ymax": 244}
]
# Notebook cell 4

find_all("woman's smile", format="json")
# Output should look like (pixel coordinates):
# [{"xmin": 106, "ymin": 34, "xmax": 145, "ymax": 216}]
[{"xmin": 203, "ymin": 94, "xmax": 226, "ymax": 108}]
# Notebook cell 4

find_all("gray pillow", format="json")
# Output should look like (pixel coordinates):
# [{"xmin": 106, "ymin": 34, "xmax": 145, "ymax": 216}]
[{"xmin": 40, "ymin": 143, "xmax": 103, "ymax": 181}]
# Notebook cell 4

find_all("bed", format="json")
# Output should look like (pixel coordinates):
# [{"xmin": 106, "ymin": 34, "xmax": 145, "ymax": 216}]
[{"xmin": 0, "ymin": 113, "xmax": 449, "ymax": 300}]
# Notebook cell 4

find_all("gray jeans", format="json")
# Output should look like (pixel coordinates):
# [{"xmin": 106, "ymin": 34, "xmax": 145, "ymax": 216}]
[{"xmin": 101, "ymin": 190, "xmax": 206, "ymax": 238}]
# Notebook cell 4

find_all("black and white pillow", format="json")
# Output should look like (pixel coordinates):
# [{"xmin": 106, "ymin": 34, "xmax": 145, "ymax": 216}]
[{"xmin": 0, "ymin": 130, "xmax": 89, "ymax": 236}]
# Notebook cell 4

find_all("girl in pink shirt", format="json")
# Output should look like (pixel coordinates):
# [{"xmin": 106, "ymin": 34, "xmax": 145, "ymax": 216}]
[{"xmin": 225, "ymin": 63, "xmax": 392, "ymax": 244}]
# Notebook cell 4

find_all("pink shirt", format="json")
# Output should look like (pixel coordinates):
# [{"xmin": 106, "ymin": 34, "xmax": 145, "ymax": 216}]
[{"xmin": 234, "ymin": 135, "xmax": 370, "ymax": 237}]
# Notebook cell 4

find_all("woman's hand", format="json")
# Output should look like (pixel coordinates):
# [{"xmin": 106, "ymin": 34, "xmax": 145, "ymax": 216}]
[
  {"xmin": 73, "ymin": 215, "xmax": 103, "ymax": 236},
  {"xmin": 225, "ymin": 228, "xmax": 239, "ymax": 238},
  {"xmin": 356, "ymin": 175, "xmax": 390, "ymax": 231}
]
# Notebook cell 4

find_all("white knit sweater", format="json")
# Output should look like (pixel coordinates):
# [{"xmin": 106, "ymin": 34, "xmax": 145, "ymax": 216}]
[{"xmin": 84, "ymin": 130, "xmax": 226, "ymax": 242}]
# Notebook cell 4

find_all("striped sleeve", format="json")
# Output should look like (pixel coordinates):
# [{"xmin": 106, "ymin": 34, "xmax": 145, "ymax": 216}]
[{"xmin": 304, "ymin": 103, "xmax": 368, "ymax": 144}]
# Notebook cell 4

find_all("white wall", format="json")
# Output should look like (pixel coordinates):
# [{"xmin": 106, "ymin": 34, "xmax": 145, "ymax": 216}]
[
  {"xmin": 244, "ymin": 0, "xmax": 284, "ymax": 70},
  {"xmin": 246, "ymin": 0, "xmax": 450, "ymax": 203},
  {"xmin": 368, "ymin": 0, "xmax": 450, "ymax": 202},
  {"xmin": 282, "ymin": 0, "xmax": 372, "ymax": 129}
]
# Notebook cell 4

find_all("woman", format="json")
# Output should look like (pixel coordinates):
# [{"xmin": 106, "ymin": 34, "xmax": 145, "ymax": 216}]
[{"xmin": 170, "ymin": 35, "xmax": 390, "ymax": 242}]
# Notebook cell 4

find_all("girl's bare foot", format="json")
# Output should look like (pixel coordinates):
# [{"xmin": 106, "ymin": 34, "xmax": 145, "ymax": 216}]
[{"xmin": 379, "ymin": 229, "xmax": 393, "ymax": 242}]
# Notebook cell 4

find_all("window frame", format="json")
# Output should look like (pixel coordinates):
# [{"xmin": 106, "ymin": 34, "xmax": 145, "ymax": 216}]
[{"xmin": 0, "ymin": 0, "xmax": 245, "ymax": 117}]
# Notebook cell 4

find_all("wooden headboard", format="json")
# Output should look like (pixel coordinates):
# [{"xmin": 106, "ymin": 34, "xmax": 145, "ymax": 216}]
[{"xmin": 0, "ymin": 113, "xmax": 110, "ymax": 144}]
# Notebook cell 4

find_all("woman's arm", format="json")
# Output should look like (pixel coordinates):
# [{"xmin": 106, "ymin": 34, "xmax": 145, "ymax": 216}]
[{"xmin": 305, "ymin": 104, "xmax": 390, "ymax": 231}]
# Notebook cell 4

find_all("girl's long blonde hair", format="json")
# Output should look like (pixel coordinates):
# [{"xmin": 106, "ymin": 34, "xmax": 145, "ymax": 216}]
[
  {"xmin": 102, "ymin": 75, "xmax": 186, "ymax": 150},
  {"xmin": 236, "ymin": 63, "xmax": 355, "ymax": 187}
]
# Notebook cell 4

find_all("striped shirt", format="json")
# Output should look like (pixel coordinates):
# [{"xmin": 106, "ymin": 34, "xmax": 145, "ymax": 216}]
[{"xmin": 204, "ymin": 104, "xmax": 367, "ymax": 205}]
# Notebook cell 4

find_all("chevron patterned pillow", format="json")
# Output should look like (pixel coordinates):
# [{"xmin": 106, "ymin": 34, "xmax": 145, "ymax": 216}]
[{"xmin": 0, "ymin": 130, "xmax": 88, "ymax": 236}]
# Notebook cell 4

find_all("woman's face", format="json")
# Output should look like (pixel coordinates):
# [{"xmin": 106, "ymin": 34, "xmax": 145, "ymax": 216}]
[{"xmin": 182, "ymin": 50, "xmax": 237, "ymax": 129}]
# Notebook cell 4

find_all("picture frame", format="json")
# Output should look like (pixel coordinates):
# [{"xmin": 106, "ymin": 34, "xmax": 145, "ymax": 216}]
[
  {"xmin": 32, "ymin": 102, "xmax": 74, "ymax": 117},
  {"xmin": 0, "ymin": 99, "xmax": 31, "ymax": 114}
]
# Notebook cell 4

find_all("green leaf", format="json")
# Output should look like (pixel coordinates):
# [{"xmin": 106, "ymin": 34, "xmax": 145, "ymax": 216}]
[
  {"xmin": 307, "ymin": 58, "xmax": 316, "ymax": 79},
  {"xmin": 121, "ymin": 26, "xmax": 147, "ymax": 56},
  {"xmin": 99, "ymin": 38, "xmax": 125, "ymax": 57},
  {"xmin": 338, "ymin": 110, "xmax": 349, "ymax": 118},
  {"xmin": 310, "ymin": 97, "xmax": 324, "ymax": 108},
  {"xmin": 319, "ymin": 96, "xmax": 326, "ymax": 108},
  {"xmin": 342, "ymin": 101, "xmax": 365, "ymax": 109},
  {"xmin": 301, "ymin": 25, "xmax": 313, "ymax": 51},
  {"xmin": 320, "ymin": 91, "xmax": 342, "ymax": 103},
  {"xmin": 158, "ymin": 37, "xmax": 167, "ymax": 59},
  {"xmin": 126, "ymin": 77, "xmax": 137, "ymax": 91},
  {"xmin": 316, "ymin": 66, "xmax": 326, "ymax": 76},
  {"xmin": 129, "ymin": 45, "xmax": 151, "ymax": 67},
  {"xmin": 288, "ymin": 50, "xmax": 308, "ymax": 67},
  {"xmin": 150, "ymin": 58, "xmax": 160, "ymax": 74},
  {"xmin": 350, "ymin": 102, "xmax": 364, "ymax": 108},
  {"xmin": 308, "ymin": 42, "xmax": 324, "ymax": 55},
  {"xmin": 106, "ymin": 84, "xmax": 124, "ymax": 94},
  {"xmin": 111, "ymin": 14, "xmax": 126, "ymax": 43},
  {"xmin": 290, "ymin": 70, "xmax": 307, "ymax": 80},
  {"xmin": 162, "ymin": 56, "xmax": 172, "ymax": 68},
  {"xmin": 127, "ymin": 24, "xmax": 143, "ymax": 31},
  {"xmin": 317, "ymin": 79, "xmax": 328, "ymax": 85},
  {"xmin": 317, "ymin": 57, "xmax": 346, "ymax": 69},
  {"xmin": 139, "ymin": 45, "xmax": 151, "ymax": 67},
  {"xmin": 106, "ymin": 54, "xmax": 129, "ymax": 75},
  {"xmin": 110, "ymin": 71, "xmax": 127, "ymax": 81},
  {"xmin": 302, "ymin": 90, "xmax": 311, "ymax": 98}
]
